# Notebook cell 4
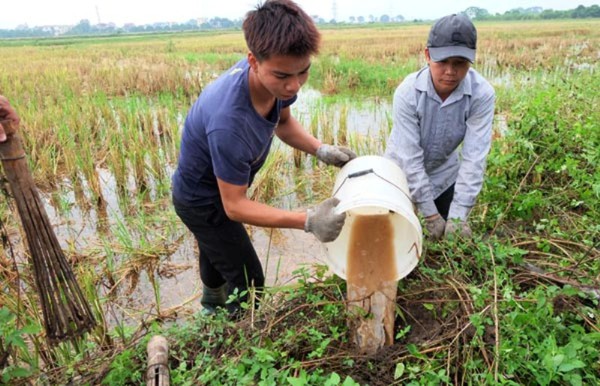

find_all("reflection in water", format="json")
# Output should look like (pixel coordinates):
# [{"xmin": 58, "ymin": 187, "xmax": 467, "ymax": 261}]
[
  {"xmin": 293, "ymin": 87, "xmax": 393, "ymax": 137},
  {"xmin": 41, "ymin": 174, "xmax": 330, "ymax": 326},
  {"xmin": 111, "ymin": 228, "xmax": 328, "ymax": 324}
]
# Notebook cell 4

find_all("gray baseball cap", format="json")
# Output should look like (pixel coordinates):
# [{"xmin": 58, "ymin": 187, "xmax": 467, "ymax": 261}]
[{"xmin": 427, "ymin": 14, "xmax": 477, "ymax": 63}]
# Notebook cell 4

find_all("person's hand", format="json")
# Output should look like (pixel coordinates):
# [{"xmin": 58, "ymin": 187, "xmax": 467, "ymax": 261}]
[
  {"xmin": 425, "ymin": 214, "xmax": 445, "ymax": 241},
  {"xmin": 315, "ymin": 144, "xmax": 357, "ymax": 167},
  {"xmin": 445, "ymin": 219, "xmax": 472, "ymax": 239},
  {"xmin": 304, "ymin": 197, "xmax": 346, "ymax": 242},
  {"xmin": 0, "ymin": 96, "xmax": 20, "ymax": 142}
]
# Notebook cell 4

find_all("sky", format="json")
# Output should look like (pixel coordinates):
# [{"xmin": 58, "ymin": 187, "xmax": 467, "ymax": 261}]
[{"xmin": 1, "ymin": 0, "xmax": 598, "ymax": 29}]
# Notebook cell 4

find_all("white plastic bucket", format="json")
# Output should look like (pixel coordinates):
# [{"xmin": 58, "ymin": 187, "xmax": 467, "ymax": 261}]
[{"xmin": 324, "ymin": 155, "xmax": 422, "ymax": 281}]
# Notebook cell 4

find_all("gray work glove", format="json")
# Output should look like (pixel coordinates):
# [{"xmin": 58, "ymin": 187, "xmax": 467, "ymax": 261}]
[
  {"xmin": 425, "ymin": 216, "xmax": 446, "ymax": 241},
  {"xmin": 445, "ymin": 219, "xmax": 473, "ymax": 239},
  {"xmin": 315, "ymin": 144, "xmax": 357, "ymax": 167},
  {"xmin": 304, "ymin": 197, "xmax": 346, "ymax": 243}
]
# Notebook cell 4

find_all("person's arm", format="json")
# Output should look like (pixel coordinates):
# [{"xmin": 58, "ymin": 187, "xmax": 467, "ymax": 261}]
[
  {"xmin": 385, "ymin": 83, "xmax": 438, "ymax": 219},
  {"xmin": 212, "ymin": 118, "xmax": 346, "ymax": 241},
  {"xmin": 217, "ymin": 177, "xmax": 306, "ymax": 229},
  {"xmin": 275, "ymin": 106, "xmax": 321, "ymax": 155},
  {"xmin": 217, "ymin": 177, "xmax": 344, "ymax": 242},
  {"xmin": 209, "ymin": 125, "xmax": 306, "ymax": 229},
  {"xmin": 0, "ymin": 96, "xmax": 20, "ymax": 142},
  {"xmin": 448, "ymin": 87, "xmax": 496, "ymax": 221}
]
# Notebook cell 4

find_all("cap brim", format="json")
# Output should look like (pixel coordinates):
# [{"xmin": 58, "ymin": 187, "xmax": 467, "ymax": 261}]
[{"xmin": 429, "ymin": 46, "xmax": 475, "ymax": 63}]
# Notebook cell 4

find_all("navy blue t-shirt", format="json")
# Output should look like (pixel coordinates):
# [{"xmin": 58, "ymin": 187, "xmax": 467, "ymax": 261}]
[{"xmin": 172, "ymin": 59, "xmax": 297, "ymax": 206}]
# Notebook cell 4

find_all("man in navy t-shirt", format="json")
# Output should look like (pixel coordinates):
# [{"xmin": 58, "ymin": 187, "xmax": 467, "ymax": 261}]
[{"xmin": 172, "ymin": 0, "xmax": 356, "ymax": 315}]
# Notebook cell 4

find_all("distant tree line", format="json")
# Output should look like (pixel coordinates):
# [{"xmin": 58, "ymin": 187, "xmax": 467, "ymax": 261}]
[
  {"xmin": 1, "ymin": 4, "xmax": 599, "ymax": 39},
  {"xmin": 0, "ymin": 17, "xmax": 242, "ymax": 39},
  {"xmin": 463, "ymin": 4, "xmax": 600, "ymax": 20}
]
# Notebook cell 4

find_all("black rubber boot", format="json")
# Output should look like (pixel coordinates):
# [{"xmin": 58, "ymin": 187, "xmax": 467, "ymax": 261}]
[{"xmin": 201, "ymin": 284, "xmax": 228, "ymax": 315}]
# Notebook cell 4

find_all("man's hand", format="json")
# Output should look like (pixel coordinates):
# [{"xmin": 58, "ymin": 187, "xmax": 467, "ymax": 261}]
[
  {"xmin": 425, "ymin": 214, "xmax": 446, "ymax": 241},
  {"xmin": 315, "ymin": 144, "xmax": 357, "ymax": 167},
  {"xmin": 0, "ymin": 96, "xmax": 20, "ymax": 142},
  {"xmin": 445, "ymin": 219, "xmax": 472, "ymax": 239},
  {"xmin": 305, "ymin": 197, "xmax": 346, "ymax": 242}
]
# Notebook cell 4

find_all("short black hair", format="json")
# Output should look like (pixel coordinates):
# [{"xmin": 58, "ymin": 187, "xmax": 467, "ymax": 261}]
[{"xmin": 243, "ymin": 0, "xmax": 321, "ymax": 61}]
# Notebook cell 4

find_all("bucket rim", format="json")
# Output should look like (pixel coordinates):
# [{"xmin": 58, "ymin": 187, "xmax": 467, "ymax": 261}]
[{"xmin": 335, "ymin": 199, "xmax": 421, "ymax": 229}]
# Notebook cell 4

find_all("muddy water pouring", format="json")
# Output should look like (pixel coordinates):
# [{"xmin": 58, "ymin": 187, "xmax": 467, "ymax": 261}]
[{"xmin": 323, "ymin": 155, "xmax": 422, "ymax": 354}]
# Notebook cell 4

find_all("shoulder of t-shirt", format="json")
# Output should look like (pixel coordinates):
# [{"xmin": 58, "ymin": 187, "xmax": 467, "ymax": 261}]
[
  {"xmin": 201, "ymin": 59, "xmax": 248, "ymax": 95},
  {"xmin": 206, "ymin": 113, "xmax": 246, "ymax": 139}
]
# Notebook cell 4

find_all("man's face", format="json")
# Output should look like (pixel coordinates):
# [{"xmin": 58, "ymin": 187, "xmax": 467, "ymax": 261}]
[
  {"xmin": 425, "ymin": 48, "xmax": 471, "ymax": 100},
  {"xmin": 249, "ymin": 53, "xmax": 311, "ymax": 100}
]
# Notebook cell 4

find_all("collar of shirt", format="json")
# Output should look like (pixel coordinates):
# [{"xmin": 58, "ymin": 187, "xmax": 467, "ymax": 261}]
[{"xmin": 414, "ymin": 66, "xmax": 473, "ymax": 106}]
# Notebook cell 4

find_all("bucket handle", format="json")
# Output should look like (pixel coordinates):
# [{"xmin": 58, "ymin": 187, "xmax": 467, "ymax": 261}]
[
  {"xmin": 332, "ymin": 168, "xmax": 412, "ymax": 203},
  {"xmin": 347, "ymin": 168, "xmax": 374, "ymax": 179}
]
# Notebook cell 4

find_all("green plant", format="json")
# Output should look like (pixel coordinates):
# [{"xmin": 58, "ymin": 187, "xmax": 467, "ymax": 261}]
[{"xmin": 0, "ymin": 307, "xmax": 40, "ymax": 385}]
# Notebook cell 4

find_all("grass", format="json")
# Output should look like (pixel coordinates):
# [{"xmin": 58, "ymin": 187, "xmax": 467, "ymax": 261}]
[{"xmin": 0, "ymin": 19, "xmax": 599, "ymax": 385}]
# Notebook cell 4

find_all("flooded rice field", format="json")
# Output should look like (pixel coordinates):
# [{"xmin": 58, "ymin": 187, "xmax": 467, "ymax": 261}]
[
  {"xmin": 18, "ymin": 86, "xmax": 515, "ymax": 326},
  {"xmin": 24, "ymin": 90, "xmax": 393, "ymax": 325},
  {"xmin": 0, "ymin": 81, "xmax": 520, "ymax": 329}
]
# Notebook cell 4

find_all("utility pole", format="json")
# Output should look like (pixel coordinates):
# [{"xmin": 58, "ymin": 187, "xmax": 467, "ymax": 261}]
[
  {"xmin": 95, "ymin": 5, "xmax": 101, "ymax": 24},
  {"xmin": 331, "ymin": 0, "xmax": 337, "ymax": 22}
]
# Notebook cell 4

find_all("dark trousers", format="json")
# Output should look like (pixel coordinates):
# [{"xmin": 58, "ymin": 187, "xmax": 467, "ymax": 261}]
[
  {"xmin": 434, "ymin": 184, "xmax": 455, "ymax": 221},
  {"xmin": 172, "ymin": 196, "xmax": 265, "ymax": 310}
]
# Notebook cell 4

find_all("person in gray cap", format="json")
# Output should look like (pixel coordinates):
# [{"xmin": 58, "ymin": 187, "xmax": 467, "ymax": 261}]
[{"xmin": 385, "ymin": 14, "xmax": 495, "ymax": 240}]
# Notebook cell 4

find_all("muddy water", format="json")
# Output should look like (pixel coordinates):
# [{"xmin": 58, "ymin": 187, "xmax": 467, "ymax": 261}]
[
  {"xmin": 104, "ymin": 227, "xmax": 326, "ymax": 322},
  {"xmin": 293, "ymin": 88, "xmax": 392, "ymax": 137},
  {"xmin": 346, "ymin": 214, "xmax": 397, "ymax": 287},
  {"xmin": 346, "ymin": 214, "xmax": 398, "ymax": 352},
  {"xmin": 35, "ymin": 174, "xmax": 328, "ymax": 326},
  {"xmin": 151, "ymin": 226, "xmax": 328, "ymax": 312}
]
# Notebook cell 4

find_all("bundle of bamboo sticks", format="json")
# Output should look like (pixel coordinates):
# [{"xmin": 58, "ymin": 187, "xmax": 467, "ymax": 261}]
[{"xmin": 0, "ymin": 120, "xmax": 95, "ymax": 343}]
